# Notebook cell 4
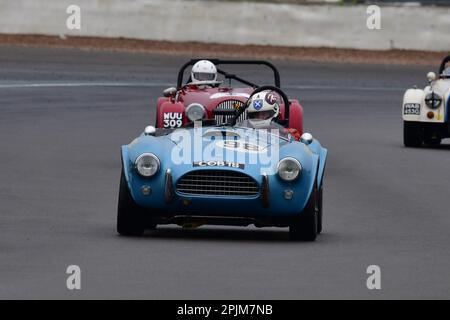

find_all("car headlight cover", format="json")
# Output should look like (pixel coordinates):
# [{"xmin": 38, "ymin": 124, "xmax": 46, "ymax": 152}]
[
  {"xmin": 186, "ymin": 103, "xmax": 206, "ymax": 122},
  {"xmin": 277, "ymin": 157, "xmax": 302, "ymax": 181},
  {"xmin": 135, "ymin": 153, "xmax": 160, "ymax": 177},
  {"xmin": 425, "ymin": 92, "xmax": 442, "ymax": 109}
]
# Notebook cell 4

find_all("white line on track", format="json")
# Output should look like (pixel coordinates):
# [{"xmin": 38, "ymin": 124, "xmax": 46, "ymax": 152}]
[
  {"xmin": 0, "ymin": 82, "xmax": 405, "ymax": 91},
  {"xmin": 284, "ymin": 85, "xmax": 404, "ymax": 91},
  {"xmin": 0, "ymin": 82, "xmax": 171, "ymax": 88}
]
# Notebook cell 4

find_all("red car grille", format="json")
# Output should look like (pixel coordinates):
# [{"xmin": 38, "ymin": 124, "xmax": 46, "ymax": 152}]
[{"xmin": 214, "ymin": 100, "xmax": 247, "ymax": 125}]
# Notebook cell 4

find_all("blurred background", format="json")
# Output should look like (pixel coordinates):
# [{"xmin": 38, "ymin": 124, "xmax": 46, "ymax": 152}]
[{"xmin": 0, "ymin": 0, "xmax": 449, "ymax": 54}]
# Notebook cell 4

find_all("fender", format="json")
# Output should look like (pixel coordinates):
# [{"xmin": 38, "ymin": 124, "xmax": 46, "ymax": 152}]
[
  {"xmin": 121, "ymin": 145, "xmax": 132, "ymax": 191},
  {"xmin": 307, "ymin": 154, "xmax": 320, "ymax": 207},
  {"xmin": 403, "ymin": 88, "xmax": 424, "ymax": 122},
  {"xmin": 307, "ymin": 140, "xmax": 327, "ymax": 188},
  {"xmin": 155, "ymin": 97, "xmax": 169, "ymax": 126},
  {"xmin": 157, "ymin": 101, "xmax": 186, "ymax": 129},
  {"xmin": 288, "ymin": 100, "xmax": 304, "ymax": 135},
  {"xmin": 121, "ymin": 135, "xmax": 170, "ymax": 204},
  {"xmin": 403, "ymin": 86, "xmax": 447, "ymax": 123},
  {"xmin": 156, "ymin": 97, "xmax": 167, "ymax": 108},
  {"xmin": 317, "ymin": 148, "xmax": 328, "ymax": 188}
]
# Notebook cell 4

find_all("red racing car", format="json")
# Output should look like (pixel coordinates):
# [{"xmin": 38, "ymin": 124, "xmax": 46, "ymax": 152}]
[{"xmin": 155, "ymin": 59, "xmax": 303, "ymax": 135}]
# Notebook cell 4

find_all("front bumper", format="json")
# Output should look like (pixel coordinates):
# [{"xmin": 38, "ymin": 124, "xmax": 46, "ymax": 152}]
[
  {"xmin": 128, "ymin": 168, "xmax": 313, "ymax": 218},
  {"xmin": 146, "ymin": 214, "xmax": 296, "ymax": 228}
]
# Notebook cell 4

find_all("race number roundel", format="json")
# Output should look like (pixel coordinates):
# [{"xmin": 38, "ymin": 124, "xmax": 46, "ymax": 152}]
[
  {"xmin": 216, "ymin": 140, "xmax": 264, "ymax": 153},
  {"xmin": 265, "ymin": 92, "xmax": 277, "ymax": 105},
  {"xmin": 253, "ymin": 99, "xmax": 263, "ymax": 110}
]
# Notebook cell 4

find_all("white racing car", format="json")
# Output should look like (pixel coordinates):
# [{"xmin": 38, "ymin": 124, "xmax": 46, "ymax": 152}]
[{"xmin": 403, "ymin": 55, "xmax": 450, "ymax": 147}]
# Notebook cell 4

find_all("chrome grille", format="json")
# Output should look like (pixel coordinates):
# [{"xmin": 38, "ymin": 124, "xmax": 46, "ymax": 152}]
[
  {"xmin": 176, "ymin": 170, "xmax": 259, "ymax": 196},
  {"xmin": 214, "ymin": 100, "xmax": 247, "ymax": 125}
]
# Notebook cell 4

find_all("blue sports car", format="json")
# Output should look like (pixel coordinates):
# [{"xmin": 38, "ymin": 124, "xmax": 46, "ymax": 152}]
[{"xmin": 117, "ymin": 86, "xmax": 327, "ymax": 241}]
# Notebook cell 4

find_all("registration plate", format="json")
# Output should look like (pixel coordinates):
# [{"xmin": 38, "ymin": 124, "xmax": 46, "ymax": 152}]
[
  {"xmin": 193, "ymin": 161, "xmax": 245, "ymax": 169},
  {"xmin": 403, "ymin": 103, "xmax": 421, "ymax": 115}
]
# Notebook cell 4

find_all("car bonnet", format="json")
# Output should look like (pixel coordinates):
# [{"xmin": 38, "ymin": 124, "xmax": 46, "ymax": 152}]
[{"xmin": 167, "ymin": 126, "xmax": 290, "ymax": 158}]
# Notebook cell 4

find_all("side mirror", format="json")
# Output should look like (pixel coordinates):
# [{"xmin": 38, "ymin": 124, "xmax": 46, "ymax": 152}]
[
  {"xmin": 427, "ymin": 72, "xmax": 436, "ymax": 83},
  {"xmin": 300, "ymin": 133, "xmax": 313, "ymax": 145},
  {"xmin": 163, "ymin": 87, "xmax": 177, "ymax": 98}
]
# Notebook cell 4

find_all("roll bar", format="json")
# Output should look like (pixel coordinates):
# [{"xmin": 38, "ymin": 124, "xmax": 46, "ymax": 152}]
[{"xmin": 176, "ymin": 59, "xmax": 281, "ymax": 90}]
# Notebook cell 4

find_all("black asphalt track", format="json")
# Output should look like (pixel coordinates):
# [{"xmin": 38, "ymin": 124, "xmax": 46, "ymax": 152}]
[{"xmin": 0, "ymin": 46, "xmax": 449, "ymax": 299}]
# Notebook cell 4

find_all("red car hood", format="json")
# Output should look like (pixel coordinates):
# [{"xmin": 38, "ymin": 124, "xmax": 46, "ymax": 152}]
[{"xmin": 179, "ymin": 86, "xmax": 253, "ymax": 110}]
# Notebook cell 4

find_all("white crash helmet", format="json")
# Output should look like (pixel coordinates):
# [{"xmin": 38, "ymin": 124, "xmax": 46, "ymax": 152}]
[
  {"xmin": 442, "ymin": 67, "xmax": 450, "ymax": 78},
  {"xmin": 247, "ymin": 91, "xmax": 280, "ymax": 128},
  {"xmin": 191, "ymin": 60, "xmax": 217, "ymax": 85}
]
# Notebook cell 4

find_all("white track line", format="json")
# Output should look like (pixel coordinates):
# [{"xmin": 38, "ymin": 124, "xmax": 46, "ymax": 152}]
[
  {"xmin": 0, "ymin": 82, "xmax": 171, "ymax": 88},
  {"xmin": 0, "ymin": 82, "xmax": 404, "ymax": 91},
  {"xmin": 284, "ymin": 85, "xmax": 404, "ymax": 91}
]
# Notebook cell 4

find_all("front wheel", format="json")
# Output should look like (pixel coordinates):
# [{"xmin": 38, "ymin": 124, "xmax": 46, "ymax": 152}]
[
  {"xmin": 317, "ymin": 183, "xmax": 323, "ymax": 234},
  {"xmin": 404, "ymin": 121, "xmax": 423, "ymax": 148},
  {"xmin": 424, "ymin": 128, "xmax": 442, "ymax": 147},
  {"xmin": 289, "ymin": 184, "xmax": 318, "ymax": 241},
  {"xmin": 117, "ymin": 170, "xmax": 145, "ymax": 236},
  {"xmin": 424, "ymin": 138, "xmax": 442, "ymax": 147}
]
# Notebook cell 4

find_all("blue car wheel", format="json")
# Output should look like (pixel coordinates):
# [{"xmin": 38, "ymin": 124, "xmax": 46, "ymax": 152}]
[
  {"xmin": 289, "ymin": 182, "xmax": 318, "ymax": 241},
  {"xmin": 317, "ymin": 183, "xmax": 323, "ymax": 235},
  {"xmin": 117, "ymin": 170, "xmax": 147, "ymax": 236}
]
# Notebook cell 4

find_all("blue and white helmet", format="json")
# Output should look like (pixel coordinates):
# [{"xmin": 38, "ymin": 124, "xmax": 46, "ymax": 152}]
[{"xmin": 247, "ymin": 91, "xmax": 280, "ymax": 128}]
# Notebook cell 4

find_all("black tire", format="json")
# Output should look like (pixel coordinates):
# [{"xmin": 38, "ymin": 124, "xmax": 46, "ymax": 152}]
[
  {"xmin": 404, "ymin": 121, "xmax": 423, "ymax": 148},
  {"xmin": 317, "ymin": 183, "xmax": 323, "ymax": 234},
  {"xmin": 289, "ymin": 183, "xmax": 318, "ymax": 241},
  {"xmin": 424, "ymin": 136, "xmax": 442, "ymax": 147},
  {"xmin": 117, "ymin": 170, "xmax": 145, "ymax": 236}
]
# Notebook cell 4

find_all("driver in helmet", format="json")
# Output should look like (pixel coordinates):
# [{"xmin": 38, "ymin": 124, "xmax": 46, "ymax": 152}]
[
  {"xmin": 189, "ymin": 60, "xmax": 219, "ymax": 87},
  {"xmin": 243, "ymin": 90, "xmax": 301, "ymax": 140},
  {"xmin": 246, "ymin": 91, "xmax": 280, "ymax": 129},
  {"xmin": 442, "ymin": 66, "xmax": 450, "ymax": 79}
]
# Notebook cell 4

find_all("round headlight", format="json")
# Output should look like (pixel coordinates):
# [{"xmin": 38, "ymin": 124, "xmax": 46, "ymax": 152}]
[
  {"xmin": 186, "ymin": 103, "xmax": 206, "ymax": 122},
  {"xmin": 277, "ymin": 157, "xmax": 302, "ymax": 181},
  {"xmin": 135, "ymin": 153, "xmax": 160, "ymax": 177},
  {"xmin": 425, "ymin": 92, "xmax": 442, "ymax": 109}
]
